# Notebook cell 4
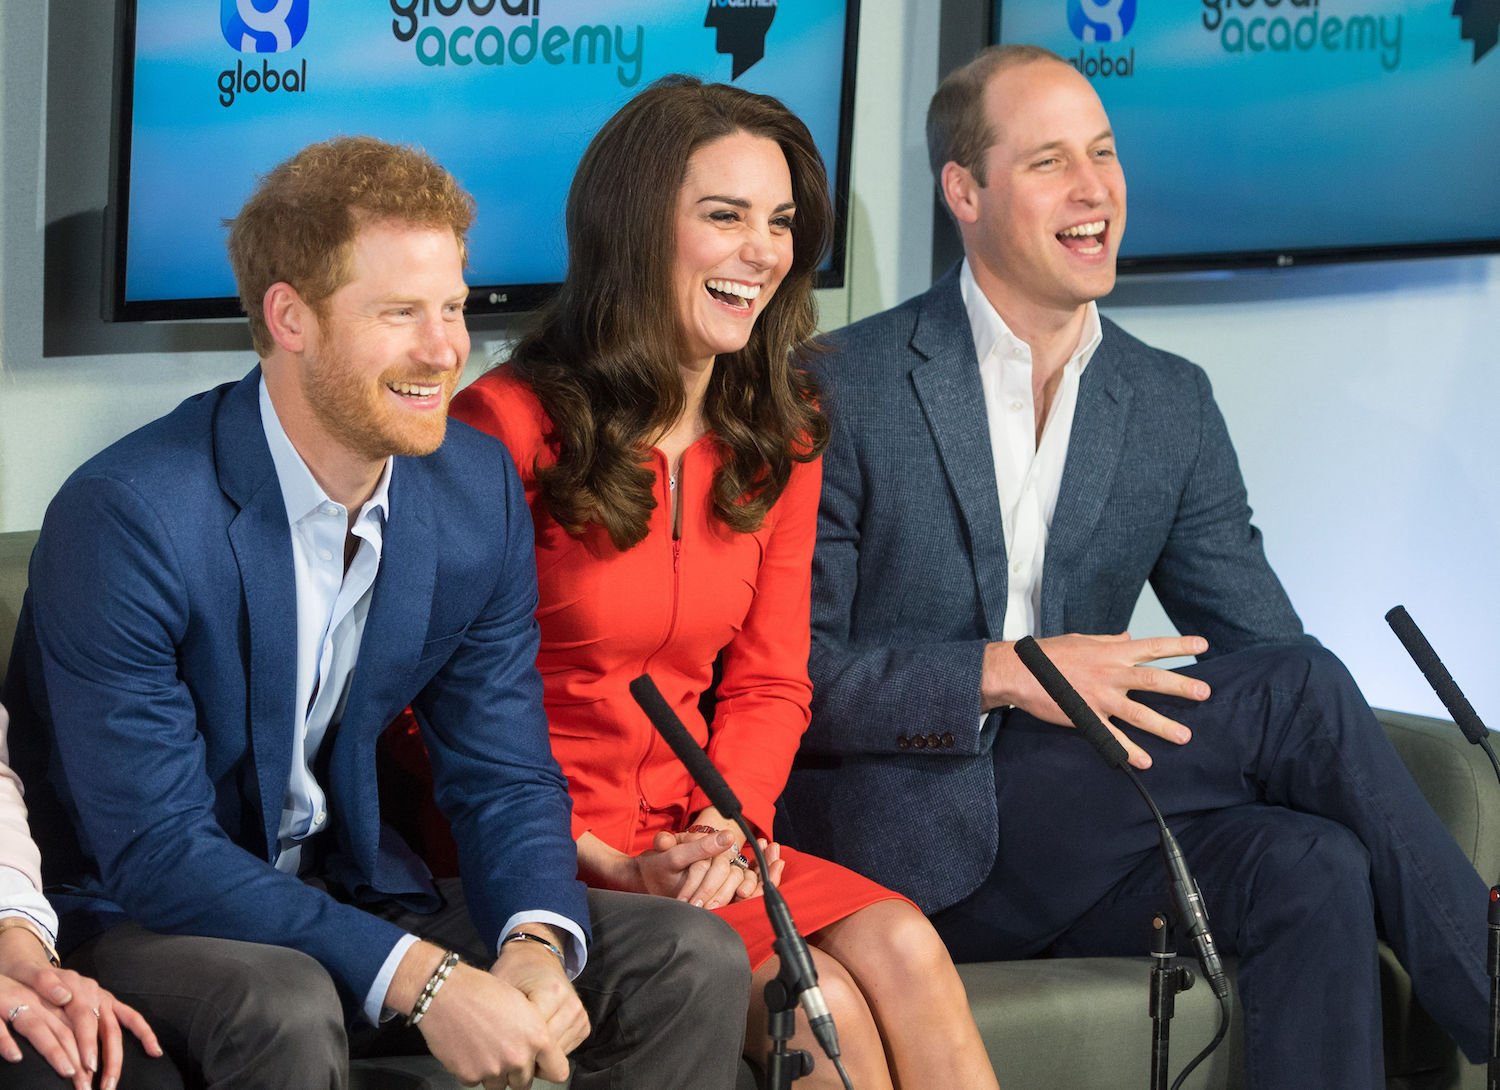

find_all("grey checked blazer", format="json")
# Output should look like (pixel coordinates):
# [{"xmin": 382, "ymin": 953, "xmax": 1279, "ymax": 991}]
[{"xmin": 779, "ymin": 267, "xmax": 1307, "ymax": 913}]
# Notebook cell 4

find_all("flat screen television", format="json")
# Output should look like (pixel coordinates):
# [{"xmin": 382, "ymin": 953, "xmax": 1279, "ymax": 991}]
[
  {"xmin": 105, "ymin": 0, "xmax": 860, "ymax": 321},
  {"xmin": 990, "ymin": 1, "xmax": 1500, "ymax": 273}
]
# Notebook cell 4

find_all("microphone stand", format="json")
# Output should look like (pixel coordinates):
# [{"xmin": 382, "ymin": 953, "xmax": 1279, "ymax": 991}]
[
  {"xmin": 1385, "ymin": 605, "xmax": 1500, "ymax": 1089},
  {"xmin": 1012, "ymin": 637, "xmax": 1231, "ymax": 1090},
  {"xmin": 730, "ymin": 828, "xmax": 817, "ymax": 1089},
  {"xmin": 754, "ymin": 851, "xmax": 818, "ymax": 1087},
  {"xmin": 1149, "ymin": 913, "xmax": 1194, "ymax": 1090},
  {"xmin": 627, "ymin": 674, "xmax": 850, "ymax": 1089},
  {"xmin": 1119, "ymin": 759, "xmax": 1233, "ymax": 1090},
  {"xmin": 1491, "ymin": 892, "xmax": 1500, "ymax": 1090}
]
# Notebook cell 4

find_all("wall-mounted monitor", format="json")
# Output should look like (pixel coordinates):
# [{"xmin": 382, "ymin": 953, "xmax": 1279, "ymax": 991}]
[
  {"xmin": 991, "ymin": 1, "xmax": 1500, "ymax": 273},
  {"xmin": 106, "ymin": 0, "xmax": 860, "ymax": 322}
]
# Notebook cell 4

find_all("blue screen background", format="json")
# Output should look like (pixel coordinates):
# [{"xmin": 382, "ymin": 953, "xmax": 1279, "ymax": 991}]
[
  {"xmin": 123, "ymin": 0, "xmax": 852, "ymax": 305},
  {"xmin": 994, "ymin": 0, "xmax": 1500, "ymax": 261}
]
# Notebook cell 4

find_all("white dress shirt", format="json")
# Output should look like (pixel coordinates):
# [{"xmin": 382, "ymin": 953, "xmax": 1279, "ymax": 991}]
[{"xmin": 960, "ymin": 260, "xmax": 1103, "ymax": 641}]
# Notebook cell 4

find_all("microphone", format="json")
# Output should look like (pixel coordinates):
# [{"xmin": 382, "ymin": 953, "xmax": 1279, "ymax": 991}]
[
  {"xmin": 1385, "ymin": 605, "xmax": 1489, "ymax": 745},
  {"xmin": 628, "ymin": 674, "xmax": 843, "ymax": 1064},
  {"xmin": 1385, "ymin": 607, "xmax": 1500, "ymax": 1084},
  {"xmin": 1013, "ymin": 636, "xmax": 1130, "ymax": 769},
  {"xmin": 629, "ymin": 674, "xmax": 743, "ymax": 821},
  {"xmin": 1013, "ymin": 637, "xmax": 1231, "ymax": 1000}
]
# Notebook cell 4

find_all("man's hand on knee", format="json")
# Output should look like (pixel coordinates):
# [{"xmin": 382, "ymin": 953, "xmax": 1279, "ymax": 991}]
[
  {"xmin": 389, "ymin": 940, "xmax": 571, "ymax": 1087},
  {"xmin": 492, "ymin": 931, "xmax": 589, "ymax": 1055},
  {"xmin": 981, "ymin": 632, "xmax": 1213, "ymax": 769},
  {"xmin": 419, "ymin": 962, "xmax": 570, "ymax": 1087}
]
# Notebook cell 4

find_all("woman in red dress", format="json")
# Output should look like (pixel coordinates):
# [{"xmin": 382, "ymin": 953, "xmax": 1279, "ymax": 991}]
[{"xmin": 454, "ymin": 78, "xmax": 998, "ymax": 1089}]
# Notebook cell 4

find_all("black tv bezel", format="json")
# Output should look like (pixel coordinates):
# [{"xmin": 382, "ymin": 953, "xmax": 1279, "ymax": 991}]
[
  {"xmin": 986, "ymin": 1, "xmax": 1500, "ymax": 276},
  {"xmin": 104, "ymin": 0, "xmax": 863, "ymax": 324}
]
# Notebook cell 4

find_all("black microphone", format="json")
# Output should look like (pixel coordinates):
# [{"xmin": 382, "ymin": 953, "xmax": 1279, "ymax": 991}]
[
  {"xmin": 1013, "ymin": 637, "xmax": 1231, "ymax": 1000},
  {"xmin": 628, "ymin": 674, "xmax": 843, "ymax": 1063},
  {"xmin": 1385, "ymin": 605, "xmax": 1489, "ymax": 745},
  {"xmin": 630, "ymin": 674, "xmax": 744, "ymax": 820},
  {"xmin": 1013, "ymin": 636, "xmax": 1130, "ymax": 769},
  {"xmin": 1385, "ymin": 607, "xmax": 1500, "ymax": 1083}
]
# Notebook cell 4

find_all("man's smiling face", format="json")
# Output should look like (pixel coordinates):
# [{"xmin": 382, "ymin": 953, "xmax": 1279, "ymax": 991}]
[{"xmin": 953, "ymin": 59, "xmax": 1126, "ymax": 326}]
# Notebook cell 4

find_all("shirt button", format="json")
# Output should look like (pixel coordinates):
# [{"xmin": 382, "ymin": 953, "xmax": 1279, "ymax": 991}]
[
  {"xmin": 1009, "ymin": 400, "xmax": 1024, "ymax": 412},
  {"xmin": 322, "ymin": 503, "xmax": 340, "ymax": 517},
  {"xmin": 318, "ymin": 548, "xmax": 334, "ymax": 562},
  {"xmin": 1011, "ymin": 560, "xmax": 1023, "ymax": 574},
  {"xmin": 314, "ymin": 810, "xmax": 326, "ymax": 826}
]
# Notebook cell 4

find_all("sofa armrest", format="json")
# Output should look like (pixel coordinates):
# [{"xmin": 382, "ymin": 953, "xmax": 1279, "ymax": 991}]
[{"xmin": 1377, "ymin": 707, "xmax": 1500, "ymax": 884}]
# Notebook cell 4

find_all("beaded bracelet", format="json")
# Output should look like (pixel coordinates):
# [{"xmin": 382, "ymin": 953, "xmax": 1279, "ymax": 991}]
[
  {"xmin": 407, "ymin": 949, "xmax": 460, "ymax": 1027},
  {"xmin": 500, "ymin": 930, "xmax": 566, "ymax": 968}
]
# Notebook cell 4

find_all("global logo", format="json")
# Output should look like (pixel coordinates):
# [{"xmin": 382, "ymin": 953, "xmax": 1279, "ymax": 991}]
[
  {"xmin": 1452, "ymin": 0, "xmax": 1498, "ymax": 62},
  {"xmin": 1067, "ymin": 0, "xmax": 1137, "ymax": 43},
  {"xmin": 221, "ymin": 0, "xmax": 310, "ymax": 54}
]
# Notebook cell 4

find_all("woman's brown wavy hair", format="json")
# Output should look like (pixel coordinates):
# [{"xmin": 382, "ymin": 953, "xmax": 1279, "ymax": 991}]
[{"xmin": 508, "ymin": 75, "xmax": 832, "ymax": 550}]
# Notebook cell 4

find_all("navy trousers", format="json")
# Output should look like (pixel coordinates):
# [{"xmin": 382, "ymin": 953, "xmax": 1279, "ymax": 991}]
[{"xmin": 930, "ymin": 643, "xmax": 1489, "ymax": 1090}]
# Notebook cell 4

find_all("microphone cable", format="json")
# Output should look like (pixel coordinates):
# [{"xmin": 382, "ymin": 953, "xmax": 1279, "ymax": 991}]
[
  {"xmin": 1013, "ymin": 637, "xmax": 1232, "ymax": 1089},
  {"xmin": 629, "ymin": 673, "xmax": 852, "ymax": 1087}
]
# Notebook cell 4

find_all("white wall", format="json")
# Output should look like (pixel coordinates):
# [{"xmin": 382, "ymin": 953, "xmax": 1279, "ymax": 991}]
[
  {"xmin": 2, "ymin": 1, "xmax": 1495, "ymax": 721},
  {"xmin": 1114, "ymin": 258, "xmax": 1500, "ymax": 723}
]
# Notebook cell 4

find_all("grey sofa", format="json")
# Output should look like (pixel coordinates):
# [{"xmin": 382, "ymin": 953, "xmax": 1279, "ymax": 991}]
[{"xmin": 0, "ymin": 528, "xmax": 1490, "ymax": 1089}]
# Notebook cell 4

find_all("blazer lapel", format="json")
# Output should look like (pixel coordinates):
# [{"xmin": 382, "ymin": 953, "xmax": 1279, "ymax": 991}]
[
  {"xmin": 909, "ymin": 274, "xmax": 1009, "ymax": 638},
  {"xmin": 1040, "ymin": 325, "xmax": 1134, "ymax": 634},
  {"xmin": 215, "ymin": 370, "xmax": 299, "ymax": 862}
]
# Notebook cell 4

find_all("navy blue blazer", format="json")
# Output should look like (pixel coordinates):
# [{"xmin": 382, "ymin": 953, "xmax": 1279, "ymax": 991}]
[
  {"xmin": 780, "ymin": 268, "xmax": 1306, "ymax": 914},
  {"xmin": 4, "ymin": 369, "xmax": 587, "ymax": 1012}
]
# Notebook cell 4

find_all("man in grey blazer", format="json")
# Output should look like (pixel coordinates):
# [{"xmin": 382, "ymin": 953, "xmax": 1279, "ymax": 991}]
[{"xmin": 781, "ymin": 45, "xmax": 1489, "ymax": 1087}]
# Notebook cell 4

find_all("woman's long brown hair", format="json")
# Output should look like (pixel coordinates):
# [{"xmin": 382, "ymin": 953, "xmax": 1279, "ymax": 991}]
[{"xmin": 508, "ymin": 76, "xmax": 832, "ymax": 550}]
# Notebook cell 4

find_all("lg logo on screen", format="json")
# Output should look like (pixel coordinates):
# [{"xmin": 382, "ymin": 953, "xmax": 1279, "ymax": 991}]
[
  {"xmin": 221, "ymin": 0, "xmax": 310, "ymax": 54},
  {"xmin": 1067, "ymin": 0, "xmax": 1137, "ymax": 43}
]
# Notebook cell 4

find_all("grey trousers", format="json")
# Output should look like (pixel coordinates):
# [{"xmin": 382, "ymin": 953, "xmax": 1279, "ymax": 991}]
[{"xmin": 69, "ymin": 885, "xmax": 750, "ymax": 1090}]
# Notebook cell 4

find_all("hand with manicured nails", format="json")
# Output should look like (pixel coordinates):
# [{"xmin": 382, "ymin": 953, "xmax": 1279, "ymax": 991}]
[{"xmin": 0, "ymin": 927, "xmax": 163, "ymax": 1090}]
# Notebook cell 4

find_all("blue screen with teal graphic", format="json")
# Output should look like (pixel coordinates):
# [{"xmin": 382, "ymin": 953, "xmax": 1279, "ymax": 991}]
[
  {"xmin": 112, "ymin": 0, "xmax": 855, "ymax": 317},
  {"xmin": 993, "ymin": 0, "xmax": 1500, "ymax": 268}
]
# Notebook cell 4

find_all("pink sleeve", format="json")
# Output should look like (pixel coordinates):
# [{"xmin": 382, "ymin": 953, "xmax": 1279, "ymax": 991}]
[{"xmin": 0, "ymin": 707, "xmax": 52, "ymax": 917}]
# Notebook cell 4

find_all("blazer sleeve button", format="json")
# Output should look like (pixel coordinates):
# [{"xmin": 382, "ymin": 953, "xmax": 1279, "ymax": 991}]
[
  {"xmin": 896, "ymin": 734, "xmax": 911, "ymax": 749},
  {"xmin": 927, "ymin": 733, "xmax": 943, "ymax": 749},
  {"xmin": 912, "ymin": 735, "xmax": 928, "ymax": 749},
  {"xmin": 941, "ymin": 732, "xmax": 955, "ymax": 748}
]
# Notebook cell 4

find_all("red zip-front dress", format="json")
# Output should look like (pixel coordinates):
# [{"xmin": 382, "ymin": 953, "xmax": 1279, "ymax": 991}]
[{"xmin": 452, "ymin": 370, "xmax": 902, "ymax": 967}]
